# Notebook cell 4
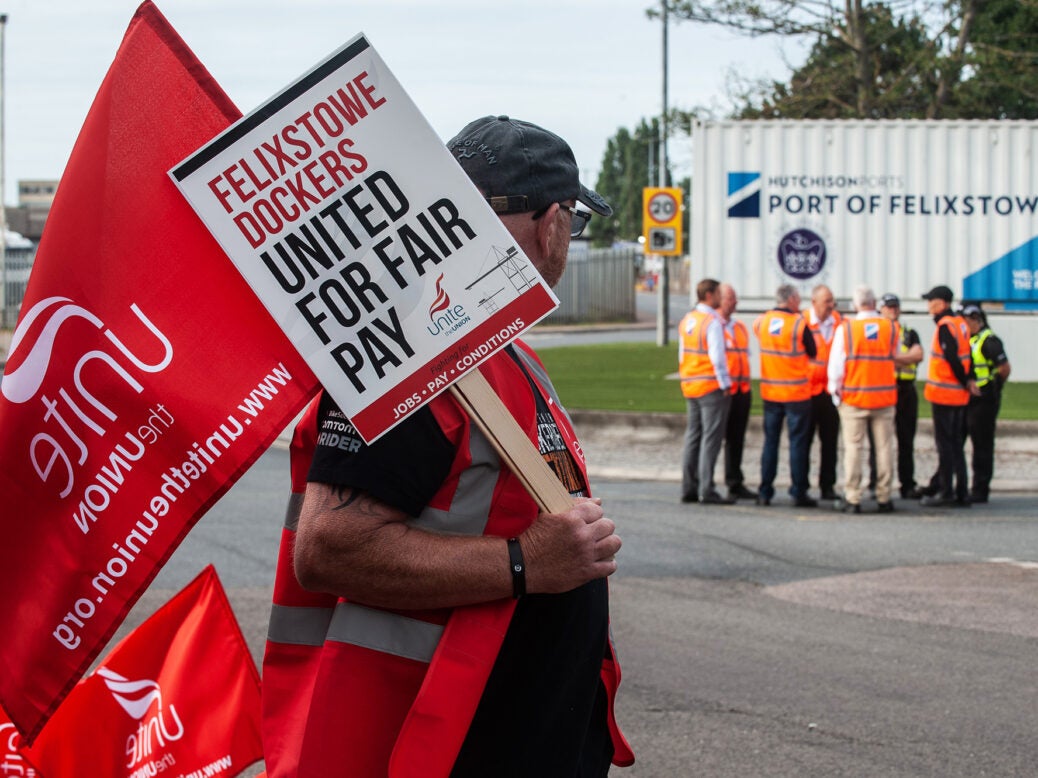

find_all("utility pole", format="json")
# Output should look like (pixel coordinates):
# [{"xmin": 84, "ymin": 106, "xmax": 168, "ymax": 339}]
[{"xmin": 655, "ymin": 0, "xmax": 670, "ymax": 346}]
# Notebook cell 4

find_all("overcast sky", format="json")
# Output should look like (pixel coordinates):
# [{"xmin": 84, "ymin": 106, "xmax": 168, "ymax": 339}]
[{"xmin": 0, "ymin": 0, "xmax": 803, "ymax": 205}]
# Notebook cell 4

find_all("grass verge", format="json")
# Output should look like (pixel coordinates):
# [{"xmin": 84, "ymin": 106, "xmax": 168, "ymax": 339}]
[{"xmin": 536, "ymin": 342, "xmax": 1038, "ymax": 420}]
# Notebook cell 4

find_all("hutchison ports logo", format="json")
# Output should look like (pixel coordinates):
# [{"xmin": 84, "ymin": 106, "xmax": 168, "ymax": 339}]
[
  {"xmin": 98, "ymin": 667, "xmax": 184, "ymax": 769},
  {"xmin": 727, "ymin": 172, "xmax": 761, "ymax": 218},
  {"xmin": 426, "ymin": 273, "xmax": 471, "ymax": 337}
]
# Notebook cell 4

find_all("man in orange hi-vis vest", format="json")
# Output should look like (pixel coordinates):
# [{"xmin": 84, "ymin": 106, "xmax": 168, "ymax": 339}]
[
  {"xmin": 753, "ymin": 284, "xmax": 818, "ymax": 508},
  {"xmin": 827, "ymin": 286, "xmax": 898, "ymax": 514},
  {"xmin": 266, "ymin": 116, "xmax": 633, "ymax": 778},
  {"xmin": 679, "ymin": 278, "xmax": 734, "ymax": 504},
  {"xmin": 919, "ymin": 284, "xmax": 979, "ymax": 508}
]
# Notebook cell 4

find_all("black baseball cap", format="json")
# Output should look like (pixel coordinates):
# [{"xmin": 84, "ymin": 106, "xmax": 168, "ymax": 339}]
[
  {"xmin": 447, "ymin": 115, "xmax": 613, "ymax": 217},
  {"xmin": 921, "ymin": 285, "xmax": 954, "ymax": 303},
  {"xmin": 962, "ymin": 304, "xmax": 984, "ymax": 318},
  {"xmin": 880, "ymin": 293, "xmax": 900, "ymax": 308}
]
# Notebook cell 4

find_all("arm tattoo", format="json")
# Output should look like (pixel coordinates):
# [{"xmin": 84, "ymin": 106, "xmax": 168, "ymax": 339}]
[{"xmin": 332, "ymin": 486, "xmax": 362, "ymax": 510}]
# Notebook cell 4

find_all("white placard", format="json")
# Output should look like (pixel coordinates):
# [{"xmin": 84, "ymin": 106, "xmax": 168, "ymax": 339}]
[{"xmin": 171, "ymin": 35, "xmax": 558, "ymax": 440}]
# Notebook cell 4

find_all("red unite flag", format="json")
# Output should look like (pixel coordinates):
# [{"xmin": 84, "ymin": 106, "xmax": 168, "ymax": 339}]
[
  {"xmin": 22, "ymin": 566, "xmax": 264, "ymax": 777},
  {"xmin": 0, "ymin": 1, "xmax": 316, "ymax": 739},
  {"xmin": 0, "ymin": 706, "xmax": 38, "ymax": 777}
]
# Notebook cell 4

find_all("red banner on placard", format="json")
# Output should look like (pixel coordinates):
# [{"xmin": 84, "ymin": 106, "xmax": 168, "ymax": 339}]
[
  {"xmin": 22, "ymin": 566, "xmax": 263, "ymax": 778},
  {"xmin": 0, "ymin": 1, "xmax": 316, "ymax": 740}
]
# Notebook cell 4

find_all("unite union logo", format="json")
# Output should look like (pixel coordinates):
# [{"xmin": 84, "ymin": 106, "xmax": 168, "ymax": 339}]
[
  {"xmin": 428, "ymin": 274, "xmax": 451, "ymax": 321},
  {"xmin": 98, "ymin": 667, "xmax": 185, "ymax": 768},
  {"xmin": 426, "ymin": 273, "xmax": 471, "ymax": 337}
]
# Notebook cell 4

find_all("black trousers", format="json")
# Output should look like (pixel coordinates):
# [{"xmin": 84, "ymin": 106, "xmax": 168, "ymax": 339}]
[
  {"xmin": 966, "ymin": 395, "xmax": 1000, "ymax": 498},
  {"xmin": 724, "ymin": 389, "xmax": 752, "ymax": 489},
  {"xmin": 870, "ymin": 380, "xmax": 919, "ymax": 492},
  {"xmin": 808, "ymin": 391, "xmax": 840, "ymax": 494},
  {"xmin": 930, "ymin": 403, "xmax": 968, "ymax": 500}
]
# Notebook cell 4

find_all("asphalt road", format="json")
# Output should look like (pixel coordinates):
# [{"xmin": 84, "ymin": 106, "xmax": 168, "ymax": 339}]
[{"xmin": 116, "ymin": 444, "xmax": 1038, "ymax": 778}]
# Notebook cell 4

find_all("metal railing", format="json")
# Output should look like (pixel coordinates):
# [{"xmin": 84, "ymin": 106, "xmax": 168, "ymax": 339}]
[
  {"xmin": 543, "ymin": 246, "xmax": 638, "ymax": 324},
  {"xmin": 1, "ymin": 245, "xmax": 35, "ymax": 329}
]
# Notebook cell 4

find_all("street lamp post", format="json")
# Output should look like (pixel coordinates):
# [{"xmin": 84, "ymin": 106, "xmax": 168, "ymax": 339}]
[{"xmin": 656, "ymin": 1, "xmax": 670, "ymax": 346}]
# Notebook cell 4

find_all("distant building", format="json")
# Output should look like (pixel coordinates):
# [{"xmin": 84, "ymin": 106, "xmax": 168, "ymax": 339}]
[{"xmin": 5, "ymin": 179, "xmax": 58, "ymax": 242}]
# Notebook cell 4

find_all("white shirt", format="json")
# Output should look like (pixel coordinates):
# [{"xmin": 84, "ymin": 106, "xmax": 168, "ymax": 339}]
[
  {"xmin": 696, "ymin": 302, "xmax": 732, "ymax": 391},
  {"xmin": 808, "ymin": 306, "xmax": 837, "ymax": 342},
  {"xmin": 827, "ymin": 309, "xmax": 881, "ymax": 403}
]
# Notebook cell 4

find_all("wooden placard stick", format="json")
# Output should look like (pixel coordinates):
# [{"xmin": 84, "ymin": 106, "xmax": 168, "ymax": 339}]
[{"xmin": 448, "ymin": 370, "xmax": 574, "ymax": 514}]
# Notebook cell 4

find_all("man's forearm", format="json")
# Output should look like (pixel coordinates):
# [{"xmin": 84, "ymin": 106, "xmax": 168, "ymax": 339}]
[{"xmin": 294, "ymin": 483, "xmax": 621, "ymax": 611}]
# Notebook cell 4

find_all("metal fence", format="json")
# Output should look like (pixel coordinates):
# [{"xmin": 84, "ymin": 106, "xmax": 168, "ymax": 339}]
[
  {"xmin": 543, "ymin": 246, "xmax": 638, "ymax": 324},
  {"xmin": 1, "ymin": 246, "xmax": 36, "ymax": 329},
  {"xmin": 0, "ymin": 244, "xmax": 637, "ymax": 330}
]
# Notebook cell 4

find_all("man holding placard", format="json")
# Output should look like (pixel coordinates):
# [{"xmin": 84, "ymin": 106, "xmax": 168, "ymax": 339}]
[{"xmin": 276, "ymin": 116, "xmax": 633, "ymax": 776}]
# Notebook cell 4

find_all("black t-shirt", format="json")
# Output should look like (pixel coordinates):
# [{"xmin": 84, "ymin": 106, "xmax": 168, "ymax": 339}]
[{"xmin": 306, "ymin": 349, "xmax": 612, "ymax": 776}]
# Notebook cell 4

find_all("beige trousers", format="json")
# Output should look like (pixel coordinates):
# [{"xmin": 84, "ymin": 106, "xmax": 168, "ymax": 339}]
[{"xmin": 838, "ymin": 403, "xmax": 896, "ymax": 504}]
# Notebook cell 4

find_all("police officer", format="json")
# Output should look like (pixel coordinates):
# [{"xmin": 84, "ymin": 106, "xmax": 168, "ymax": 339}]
[
  {"xmin": 920, "ymin": 285, "xmax": 978, "ymax": 508},
  {"xmin": 962, "ymin": 304, "xmax": 1011, "ymax": 503}
]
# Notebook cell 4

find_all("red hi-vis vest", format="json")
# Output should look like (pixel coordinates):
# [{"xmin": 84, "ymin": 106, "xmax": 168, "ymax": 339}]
[
  {"xmin": 261, "ymin": 343, "xmax": 634, "ymax": 778},
  {"xmin": 753, "ymin": 309, "xmax": 811, "ymax": 403},
  {"xmin": 841, "ymin": 318, "xmax": 898, "ymax": 409},
  {"xmin": 804, "ymin": 308, "xmax": 843, "ymax": 396},
  {"xmin": 678, "ymin": 308, "xmax": 722, "ymax": 398},
  {"xmin": 924, "ymin": 314, "xmax": 971, "ymax": 406},
  {"xmin": 725, "ymin": 319, "xmax": 751, "ymax": 394}
]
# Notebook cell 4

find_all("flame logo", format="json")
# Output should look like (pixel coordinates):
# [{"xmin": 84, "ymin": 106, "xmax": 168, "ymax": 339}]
[
  {"xmin": 428, "ymin": 274, "xmax": 451, "ymax": 320},
  {"xmin": 1, "ymin": 296, "xmax": 104, "ymax": 404},
  {"xmin": 97, "ymin": 667, "xmax": 163, "ymax": 720}
]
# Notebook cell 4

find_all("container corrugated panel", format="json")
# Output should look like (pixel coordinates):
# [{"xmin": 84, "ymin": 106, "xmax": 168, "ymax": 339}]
[{"xmin": 690, "ymin": 120, "xmax": 1038, "ymax": 309}]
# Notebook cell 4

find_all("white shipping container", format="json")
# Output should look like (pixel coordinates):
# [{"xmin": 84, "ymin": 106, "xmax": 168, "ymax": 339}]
[{"xmin": 690, "ymin": 120, "xmax": 1038, "ymax": 310}]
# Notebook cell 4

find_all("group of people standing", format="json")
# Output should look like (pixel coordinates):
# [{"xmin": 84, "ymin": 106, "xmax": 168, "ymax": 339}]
[{"xmin": 679, "ymin": 279, "xmax": 1011, "ymax": 512}]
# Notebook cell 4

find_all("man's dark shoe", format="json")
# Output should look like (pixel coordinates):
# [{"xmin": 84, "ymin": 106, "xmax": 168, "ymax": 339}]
[
  {"xmin": 820, "ymin": 490, "xmax": 839, "ymax": 501},
  {"xmin": 793, "ymin": 495, "xmax": 818, "ymax": 508},
  {"xmin": 702, "ymin": 491, "xmax": 736, "ymax": 505},
  {"xmin": 953, "ymin": 497, "xmax": 972, "ymax": 508},
  {"xmin": 877, "ymin": 501, "xmax": 895, "ymax": 513},
  {"xmin": 681, "ymin": 494, "xmax": 698, "ymax": 504},
  {"xmin": 729, "ymin": 485, "xmax": 759, "ymax": 500},
  {"xmin": 920, "ymin": 495, "xmax": 956, "ymax": 508},
  {"xmin": 901, "ymin": 486, "xmax": 923, "ymax": 499},
  {"xmin": 834, "ymin": 499, "xmax": 861, "ymax": 514},
  {"xmin": 755, "ymin": 494, "xmax": 771, "ymax": 506},
  {"xmin": 918, "ymin": 484, "xmax": 938, "ymax": 498},
  {"xmin": 969, "ymin": 493, "xmax": 988, "ymax": 504}
]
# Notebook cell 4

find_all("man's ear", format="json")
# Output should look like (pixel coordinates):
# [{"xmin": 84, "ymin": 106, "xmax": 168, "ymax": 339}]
[{"xmin": 535, "ymin": 203, "xmax": 561, "ymax": 258}]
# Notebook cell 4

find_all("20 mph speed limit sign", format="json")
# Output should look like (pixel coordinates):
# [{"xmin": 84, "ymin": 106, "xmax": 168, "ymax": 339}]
[{"xmin": 643, "ymin": 187, "xmax": 683, "ymax": 256}]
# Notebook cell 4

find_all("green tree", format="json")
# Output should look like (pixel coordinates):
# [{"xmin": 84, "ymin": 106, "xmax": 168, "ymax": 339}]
[
  {"xmin": 955, "ymin": 0, "xmax": 1038, "ymax": 119},
  {"xmin": 735, "ymin": 3, "xmax": 935, "ymax": 118},
  {"xmin": 593, "ymin": 118, "xmax": 671, "ymax": 247},
  {"xmin": 660, "ymin": 0, "xmax": 1038, "ymax": 120}
]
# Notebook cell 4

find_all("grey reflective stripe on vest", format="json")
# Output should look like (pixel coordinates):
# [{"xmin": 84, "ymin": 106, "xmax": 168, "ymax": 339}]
[
  {"xmin": 411, "ymin": 425, "xmax": 499, "ymax": 535},
  {"xmin": 326, "ymin": 602, "xmax": 444, "ymax": 662},
  {"xmin": 269, "ymin": 604, "xmax": 334, "ymax": 646},
  {"xmin": 284, "ymin": 491, "xmax": 304, "ymax": 531},
  {"xmin": 844, "ymin": 383, "xmax": 897, "ymax": 393},
  {"xmin": 760, "ymin": 377, "xmax": 808, "ymax": 386}
]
